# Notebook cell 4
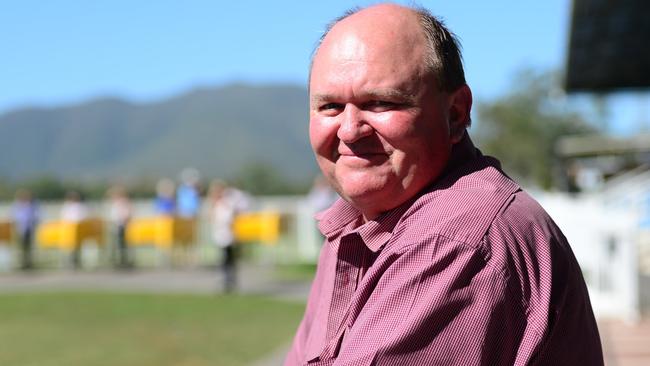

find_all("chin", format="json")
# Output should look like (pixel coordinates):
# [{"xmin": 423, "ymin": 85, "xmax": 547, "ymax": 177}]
[{"xmin": 339, "ymin": 180, "xmax": 393, "ymax": 210}]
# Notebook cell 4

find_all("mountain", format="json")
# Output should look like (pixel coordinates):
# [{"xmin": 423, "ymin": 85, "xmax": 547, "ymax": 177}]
[{"xmin": 0, "ymin": 84, "xmax": 318, "ymax": 183}]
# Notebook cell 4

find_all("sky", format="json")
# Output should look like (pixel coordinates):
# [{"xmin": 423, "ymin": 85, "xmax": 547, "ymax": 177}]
[{"xmin": 0, "ymin": 0, "xmax": 647, "ymax": 134}]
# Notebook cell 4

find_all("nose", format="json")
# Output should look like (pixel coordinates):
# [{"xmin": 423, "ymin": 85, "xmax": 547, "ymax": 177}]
[{"xmin": 337, "ymin": 104, "xmax": 373, "ymax": 143}]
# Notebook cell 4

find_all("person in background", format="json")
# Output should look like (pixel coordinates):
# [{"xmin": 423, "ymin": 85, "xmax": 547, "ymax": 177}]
[
  {"xmin": 306, "ymin": 175, "xmax": 338, "ymax": 245},
  {"xmin": 107, "ymin": 185, "xmax": 133, "ymax": 268},
  {"xmin": 12, "ymin": 189, "xmax": 39, "ymax": 270},
  {"xmin": 176, "ymin": 168, "xmax": 202, "ymax": 219},
  {"xmin": 306, "ymin": 175, "xmax": 338, "ymax": 214},
  {"xmin": 154, "ymin": 178, "xmax": 176, "ymax": 216},
  {"xmin": 207, "ymin": 180, "xmax": 251, "ymax": 293},
  {"xmin": 60, "ymin": 190, "xmax": 88, "ymax": 222},
  {"xmin": 60, "ymin": 190, "xmax": 89, "ymax": 268}
]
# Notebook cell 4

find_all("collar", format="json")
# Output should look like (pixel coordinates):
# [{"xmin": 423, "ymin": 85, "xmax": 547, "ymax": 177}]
[{"xmin": 316, "ymin": 197, "xmax": 413, "ymax": 253}]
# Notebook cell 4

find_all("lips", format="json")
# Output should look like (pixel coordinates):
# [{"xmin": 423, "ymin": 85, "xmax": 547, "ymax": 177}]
[
  {"xmin": 334, "ymin": 139, "xmax": 390, "ymax": 164},
  {"xmin": 335, "ymin": 147, "xmax": 389, "ymax": 165},
  {"xmin": 340, "ymin": 152, "xmax": 384, "ymax": 158}
]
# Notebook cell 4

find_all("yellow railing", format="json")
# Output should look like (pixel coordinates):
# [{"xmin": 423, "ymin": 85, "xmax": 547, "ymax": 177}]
[
  {"xmin": 0, "ymin": 221, "xmax": 13, "ymax": 242},
  {"xmin": 27, "ymin": 211, "xmax": 280, "ymax": 251},
  {"xmin": 126, "ymin": 216, "xmax": 196, "ymax": 249},
  {"xmin": 36, "ymin": 219, "xmax": 104, "ymax": 250},
  {"xmin": 233, "ymin": 211, "xmax": 280, "ymax": 245}
]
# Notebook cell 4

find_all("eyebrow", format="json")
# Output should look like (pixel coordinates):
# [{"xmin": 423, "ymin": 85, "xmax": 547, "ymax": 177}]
[{"xmin": 310, "ymin": 89, "xmax": 418, "ymax": 105}]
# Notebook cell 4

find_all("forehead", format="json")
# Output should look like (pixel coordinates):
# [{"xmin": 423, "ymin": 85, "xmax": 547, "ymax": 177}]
[
  {"xmin": 310, "ymin": 9, "xmax": 428, "ymax": 96},
  {"xmin": 320, "ymin": 5, "xmax": 424, "ymax": 53}
]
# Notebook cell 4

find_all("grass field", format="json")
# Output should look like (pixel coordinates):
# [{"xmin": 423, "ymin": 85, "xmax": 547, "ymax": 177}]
[
  {"xmin": 273, "ymin": 263, "xmax": 317, "ymax": 282},
  {"xmin": 0, "ymin": 292, "xmax": 305, "ymax": 366}
]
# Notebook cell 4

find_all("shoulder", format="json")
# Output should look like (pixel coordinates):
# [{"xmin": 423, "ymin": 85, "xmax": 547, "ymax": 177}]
[
  {"xmin": 393, "ymin": 158, "xmax": 520, "ymax": 250},
  {"xmin": 493, "ymin": 190, "xmax": 564, "ymax": 241},
  {"xmin": 485, "ymin": 189, "xmax": 587, "ymax": 312},
  {"xmin": 486, "ymin": 190, "xmax": 569, "ymax": 271}
]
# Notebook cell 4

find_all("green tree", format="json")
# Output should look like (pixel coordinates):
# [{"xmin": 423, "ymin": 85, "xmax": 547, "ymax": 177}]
[
  {"xmin": 474, "ymin": 69, "xmax": 597, "ymax": 189},
  {"xmin": 232, "ymin": 161, "xmax": 310, "ymax": 195},
  {"xmin": 21, "ymin": 176, "xmax": 68, "ymax": 201}
]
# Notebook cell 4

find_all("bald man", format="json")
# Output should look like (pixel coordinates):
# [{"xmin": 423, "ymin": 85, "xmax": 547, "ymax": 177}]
[{"xmin": 286, "ymin": 4, "xmax": 603, "ymax": 365}]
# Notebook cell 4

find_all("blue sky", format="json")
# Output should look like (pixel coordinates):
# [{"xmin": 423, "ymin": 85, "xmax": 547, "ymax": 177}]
[{"xmin": 0, "ymin": 0, "xmax": 646, "ymax": 134}]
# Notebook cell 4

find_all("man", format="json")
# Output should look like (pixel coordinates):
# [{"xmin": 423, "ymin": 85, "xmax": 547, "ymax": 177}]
[
  {"xmin": 286, "ymin": 3, "xmax": 603, "ymax": 366},
  {"xmin": 207, "ymin": 180, "xmax": 251, "ymax": 293},
  {"xmin": 12, "ymin": 189, "xmax": 39, "ymax": 270}
]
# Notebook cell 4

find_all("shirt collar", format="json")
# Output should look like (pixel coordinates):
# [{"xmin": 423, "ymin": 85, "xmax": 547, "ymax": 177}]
[
  {"xmin": 354, "ymin": 202, "xmax": 410, "ymax": 252},
  {"xmin": 315, "ymin": 198, "xmax": 360, "ymax": 237},
  {"xmin": 316, "ymin": 197, "xmax": 412, "ymax": 253}
]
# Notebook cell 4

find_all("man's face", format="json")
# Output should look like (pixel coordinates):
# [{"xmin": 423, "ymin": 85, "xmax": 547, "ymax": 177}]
[{"xmin": 309, "ymin": 9, "xmax": 460, "ymax": 220}]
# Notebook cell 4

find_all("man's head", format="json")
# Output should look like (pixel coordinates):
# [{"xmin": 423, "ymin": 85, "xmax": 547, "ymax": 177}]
[
  {"xmin": 311, "ymin": 4, "xmax": 467, "ymax": 93},
  {"xmin": 309, "ymin": 3, "xmax": 473, "ymax": 220}
]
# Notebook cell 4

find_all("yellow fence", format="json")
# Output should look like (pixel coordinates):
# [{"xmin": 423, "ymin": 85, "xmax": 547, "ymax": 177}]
[
  {"xmin": 126, "ymin": 216, "xmax": 196, "ymax": 249},
  {"xmin": 25, "ymin": 211, "xmax": 281, "ymax": 251},
  {"xmin": 36, "ymin": 219, "xmax": 104, "ymax": 250},
  {"xmin": 125, "ymin": 212, "xmax": 281, "ymax": 247},
  {"xmin": 0, "ymin": 221, "xmax": 13, "ymax": 242},
  {"xmin": 233, "ymin": 211, "xmax": 280, "ymax": 244}
]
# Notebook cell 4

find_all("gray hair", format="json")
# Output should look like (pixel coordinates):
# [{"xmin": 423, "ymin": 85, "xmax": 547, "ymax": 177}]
[{"xmin": 310, "ymin": 3, "xmax": 467, "ymax": 93}]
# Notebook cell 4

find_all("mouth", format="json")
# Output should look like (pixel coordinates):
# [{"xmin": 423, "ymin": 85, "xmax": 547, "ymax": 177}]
[
  {"xmin": 335, "ymin": 150, "xmax": 389, "ymax": 164},
  {"xmin": 334, "ymin": 140, "xmax": 390, "ymax": 164},
  {"xmin": 340, "ymin": 152, "xmax": 384, "ymax": 158}
]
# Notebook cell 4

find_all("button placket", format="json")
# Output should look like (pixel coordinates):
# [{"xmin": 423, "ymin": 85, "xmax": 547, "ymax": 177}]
[{"xmin": 323, "ymin": 233, "xmax": 365, "ymax": 359}]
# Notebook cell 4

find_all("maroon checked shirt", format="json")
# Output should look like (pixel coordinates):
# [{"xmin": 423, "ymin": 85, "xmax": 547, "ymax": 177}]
[{"xmin": 285, "ymin": 140, "xmax": 603, "ymax": 365}]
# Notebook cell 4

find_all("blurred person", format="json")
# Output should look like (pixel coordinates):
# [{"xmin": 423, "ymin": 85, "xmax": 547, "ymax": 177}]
[
  {"xmin": 107, "ymin": 185, "xmax": 133, "ymax": 268},
  {"xmin": 12, "ymin": 189, "xmax": 39, "ymax": 270},
  {"xmin": 154, "ymin": 178, "xmax": 176, "ymax": 216},
  {"xmin": 207, "ymin": 180, "xmax": 251, "ymax": 293},
  {"xmin": 306, "ymin": 175, "xmax": 338, "ymax": 246},
  {"xmin": 60, "ymin": 190, "xmax": 88, "ymax": 222},
  {"xmin": 176, "ymin": 168, "xmax": 202, "ymax": 219},
  {"xmin": 60, "ymin": 190, "xmax": 89, "ymax": 268},
  {"xmin": 286, "ymin": 4, "xmax": 602, "ymax": 365},
  {"xmin": 306, "ymin": 175, "xmax": 337, "ymax": 214}
]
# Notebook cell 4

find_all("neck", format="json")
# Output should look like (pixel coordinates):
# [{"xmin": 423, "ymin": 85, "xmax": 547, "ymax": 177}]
[{"xmin": 442, "ymin": 132, "xmax": 476, "ymax": 176}]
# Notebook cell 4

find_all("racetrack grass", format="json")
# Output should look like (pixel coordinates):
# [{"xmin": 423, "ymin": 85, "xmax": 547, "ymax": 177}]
[
  {"xmin": 0, "ymin": 292, "xmax": 305, "ymax": 366},
  {"xmin": 273, "ymin": 262, "xmax": 317, "ymax": 282}
]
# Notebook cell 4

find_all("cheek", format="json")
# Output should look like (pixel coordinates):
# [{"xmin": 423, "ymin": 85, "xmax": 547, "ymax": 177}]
[
  {"xmin": 309, "ymin": 116, "xmax": 338, "ymax": 155},
  {"xmin": 370, "ymin": 112, "xmax": 418, "ymax": 141},
  {"xmin": 308, "ymin": 120, "xmax": 321, "ymax": 150},
  {"xmin": 376, "ymin": 116, "xmax": 451, "ymax": 172}
]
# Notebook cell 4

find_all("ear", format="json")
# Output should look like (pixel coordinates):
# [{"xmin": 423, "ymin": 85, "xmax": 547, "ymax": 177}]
[{"xmin": 448, "ymin": 84, "xmax": 473, "ymax": 144}]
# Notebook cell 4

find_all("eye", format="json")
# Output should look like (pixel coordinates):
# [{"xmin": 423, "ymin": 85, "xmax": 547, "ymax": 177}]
[
  {"xmin": 318, "ymin": 103, "xmax": 344, "ymax": 115},
  {"xmin": 363, "ymin": 100, "xmax": 397, "ymax": 112}
]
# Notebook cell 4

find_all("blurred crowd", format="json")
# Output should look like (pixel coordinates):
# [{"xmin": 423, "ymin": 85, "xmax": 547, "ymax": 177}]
[
  {"xmin": 1, "ymin": 169, "xmax": 337, "ymax": 292},
  {"xmin": 4, "ymin": 169, "xmax": 251, "ymax": 271}
]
